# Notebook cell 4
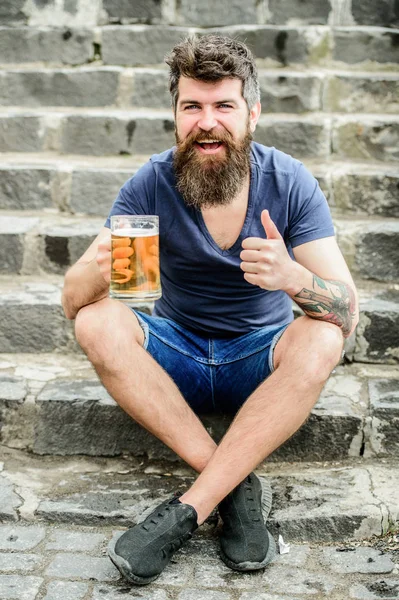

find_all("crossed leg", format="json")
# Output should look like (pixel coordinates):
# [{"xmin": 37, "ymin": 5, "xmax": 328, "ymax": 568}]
[{"xmin": 75, "ymin": 298, "xmax": 344, "ymax": 524}]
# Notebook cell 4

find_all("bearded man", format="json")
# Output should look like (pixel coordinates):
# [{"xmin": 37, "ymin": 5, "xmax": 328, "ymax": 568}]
[{"xmin": 62, "ymin": 35, "xmax": 359, "ymax": 585}]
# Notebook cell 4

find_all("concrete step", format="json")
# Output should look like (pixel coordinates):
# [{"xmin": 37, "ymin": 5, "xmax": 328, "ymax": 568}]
[
  {"xmin": 0, "ymin": 154, "xmax": 398, "ymax": 218},
  {"xmin": 0, "ymin": 213, "xmax": 398, "ymax": 282},
  {"xmin": 0, "ymin": 354, "xmax": 398, "ymax": 461},
  {"xmin": 2, "ymin": 0, "xmax": 398, "ymax": 29},
  {"xmin": 1, "ymin": 25, "xmax": 398, "ymax": 68},
  {"xmin": 0, "ymin": 272, "xmax": 397, "ymax": 361},
  {"xmin": 1, "ymin": 66, "xmax": 398, "ymax": 114},
  {"xmin": 1, "ymin": 109, "xmax": 399, "ymax": 160},
  {"xmin": 0, "ymin": 446, "xmax": 398, "ymax": 547}
]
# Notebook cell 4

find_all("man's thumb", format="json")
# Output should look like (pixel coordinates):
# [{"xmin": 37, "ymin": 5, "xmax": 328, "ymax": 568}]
[{"xmin": 261, "ymin": 210, "xmax": 282, "ymax": 240}]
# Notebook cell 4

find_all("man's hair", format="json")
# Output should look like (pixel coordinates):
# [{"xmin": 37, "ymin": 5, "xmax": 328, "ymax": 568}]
[{"xmin": 165, "ymin": 34, "xmax": 260, "ymax": 112}]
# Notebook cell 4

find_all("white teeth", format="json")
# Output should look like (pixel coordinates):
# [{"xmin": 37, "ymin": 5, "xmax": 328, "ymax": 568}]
[{"xmin": 198, "ymin": 140, "xmax": 220, "ymax": 143}]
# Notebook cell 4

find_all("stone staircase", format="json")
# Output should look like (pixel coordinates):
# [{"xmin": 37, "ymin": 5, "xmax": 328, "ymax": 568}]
[{"xmin": 0, "ymin": 0, "xmax": 399, "ymax": 567}]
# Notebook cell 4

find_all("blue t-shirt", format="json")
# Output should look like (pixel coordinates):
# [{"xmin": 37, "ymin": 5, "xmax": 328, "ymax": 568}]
[{"xmin": 105, "ymin": 142, "xmax": 334, "ymax": 336}]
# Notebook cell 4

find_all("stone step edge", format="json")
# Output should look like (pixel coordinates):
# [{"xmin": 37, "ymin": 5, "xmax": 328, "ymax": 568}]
[
  {"xmin": 1, "ymin": 65, "xmax": 399, "ymax": 77},
  {"xmin": 0, "ymin": 446, "xmax": 397, "ymax": 543}
]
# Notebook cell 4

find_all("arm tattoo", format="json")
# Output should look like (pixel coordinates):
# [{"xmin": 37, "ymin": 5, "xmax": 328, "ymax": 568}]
[{"xmin": 294, "ymin": 275, "xmax": 357, "ymax": 336}]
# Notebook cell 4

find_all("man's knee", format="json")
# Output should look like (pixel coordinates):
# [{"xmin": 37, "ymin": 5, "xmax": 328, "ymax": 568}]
[
  {"xmin": 275, "ymin": 318, "xmax": 344, "ymax": 385},
  {"xmin": 75, "ymin": 298, "xmax": 144, "ymax": 358}
]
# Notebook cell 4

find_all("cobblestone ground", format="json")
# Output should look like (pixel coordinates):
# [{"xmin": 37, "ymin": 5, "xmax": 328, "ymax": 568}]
[{"xmin": 0, "ymin": 522, "xmax": 398, "ymax": 600}]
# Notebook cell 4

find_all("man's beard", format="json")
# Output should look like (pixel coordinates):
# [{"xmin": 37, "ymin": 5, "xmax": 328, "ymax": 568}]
[{"xmin": 173, "ymin": 125, "xmax": 252, "ymax": 210}]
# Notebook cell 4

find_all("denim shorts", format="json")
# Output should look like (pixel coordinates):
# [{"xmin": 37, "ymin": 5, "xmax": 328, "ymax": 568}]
[{"xmin": 132, "ymin": 310, "xmax": 289, "ymax": 415}]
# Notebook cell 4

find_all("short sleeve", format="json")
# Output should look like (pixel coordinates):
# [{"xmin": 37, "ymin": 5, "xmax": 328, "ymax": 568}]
[
  {"xmin": 104, "ymin": 160, "xmax": 156, "ymax": 228},
  {"xmin": 288, "ymin": 163, "xmax": 335, "ymax": 248}
]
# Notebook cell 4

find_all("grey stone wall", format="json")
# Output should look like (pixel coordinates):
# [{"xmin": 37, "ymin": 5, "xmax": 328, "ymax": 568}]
[{"xmin": 1, "ymin": 0, "xmax": 398, "ymax": 28}]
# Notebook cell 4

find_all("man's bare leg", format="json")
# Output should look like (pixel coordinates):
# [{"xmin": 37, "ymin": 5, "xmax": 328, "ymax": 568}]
[
  {"xmin": 179, "ymin": 316, "xmax": 344, "ymax": 524},
  {"xmin": 75, "ymin": 297, "xmax": 217, "ymax": 473}
]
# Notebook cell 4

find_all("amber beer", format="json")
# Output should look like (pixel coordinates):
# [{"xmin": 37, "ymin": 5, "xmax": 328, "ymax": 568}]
[{"xmin": 109, "ymin": 216, "xmax": 161, "ymax": 303}]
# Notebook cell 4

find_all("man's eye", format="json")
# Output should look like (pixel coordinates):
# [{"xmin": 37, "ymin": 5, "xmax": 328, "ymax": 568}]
[
  {"xmin": 184, "ymin": 104, "xmax": 200, "ymax": 110},
  {"xmin": 219, "ymin": 104, "xmax": 233, "ymax": 109}
]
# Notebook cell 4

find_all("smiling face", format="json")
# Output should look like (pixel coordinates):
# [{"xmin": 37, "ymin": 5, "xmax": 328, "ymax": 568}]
[
  {"xmin": 173, "ymin": 77, "xmax": 261, "ymax": 209},
  {"xmin": 175, "ymin": 76, "xmax": 260, "ymax": 154}
]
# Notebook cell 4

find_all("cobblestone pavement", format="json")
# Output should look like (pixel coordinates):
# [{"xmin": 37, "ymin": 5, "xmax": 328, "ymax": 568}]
[{"xmin": 0, "ymin": 522, "xmax": 398, "ymax": 600}]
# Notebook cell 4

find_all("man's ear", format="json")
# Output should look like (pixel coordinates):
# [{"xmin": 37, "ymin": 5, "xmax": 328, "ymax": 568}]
[{"xmin": 249, "ymin": 101, "xmax": 261, "ymax": 133}]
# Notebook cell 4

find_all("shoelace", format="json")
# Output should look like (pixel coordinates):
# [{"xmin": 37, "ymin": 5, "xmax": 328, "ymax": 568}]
[{"xmin": 141, "ymin": 506, "xmax": 170, "ymax": 532}]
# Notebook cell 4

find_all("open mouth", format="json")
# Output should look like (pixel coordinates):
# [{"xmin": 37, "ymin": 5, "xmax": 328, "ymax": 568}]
[{"xmin": 195, "ymin": 140, "xmax": 223, "ymax": 150}]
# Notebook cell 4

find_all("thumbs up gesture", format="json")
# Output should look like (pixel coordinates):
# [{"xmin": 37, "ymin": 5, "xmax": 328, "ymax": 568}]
[{"xmin": 240, "ymin": 210, "xmax": 295, "ymax": 292}]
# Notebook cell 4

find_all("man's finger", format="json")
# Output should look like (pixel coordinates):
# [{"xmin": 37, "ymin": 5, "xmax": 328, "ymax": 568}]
[
  {"xmin": 240, "ymin": 261, "xmax": 259, "ymax": 273},
  {"xmin": 241, "ymin": 237, "xmax": 264, "ymax": 250},
  {"xmin": 240, "ymin": 249, "xmax": 261, "ymax": 262},
  {"xmin": 261, "ymin": 210, "xmax": 282, "ymax": 240}
]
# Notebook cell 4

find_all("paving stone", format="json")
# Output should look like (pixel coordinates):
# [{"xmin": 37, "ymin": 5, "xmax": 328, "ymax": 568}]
[
  {"xmin": 0, "ymin": 216, "xmax": 39, "ymax": 275},
  {"xmin": 355, "ymin": 289, "xmax": 399, "ymax": 364},
  {"xmin": 131, "ymin": 69, "xmax": 170, "ymax": 109},
  {"xmin": 178, "ymin": 0, "xmax": 257, "ymax": 27},
  {"xmin": 368, "ymin": 379, "xmax": 399, "ymax": 457},
  {"xmin": 332, "ymin": 116, "xmax": 399, "ymax": 162},
  {"xmin": 60, "ymin": 113, "xmax": 175, "ymax": 156},
  {"xmin": 333, "ymin": 28, "xmax": 399, "ymax": 64},
  {"xmin": 0, "ymin": 281, "xmax": 74, "ymax": 353},
  {"xmin": 92, "ymin": 585, "xmax": 170, "ymax": 599},
  {"xmin": 351, "ymin": 0, "xmax": 399, "ymax": 28},
  {"xmin": 103, "ymin": 0, "xmax": 162, "ymax": 23},
  {"xmin": 102, "ymin": 26, "xmax": 191, "ymax": 66},
  {"xmin": 70, "ymin": 169, "xmax": 134, "ymax": 215},
  {"xmin": 267, "ymin": 0, "xmax": 331, "ymax": 24},
  {"xmin": 255, "ymin": 117, "xmax": 329, "ymax": 158},
  {"xmin": 0, "ymin": 116, "xmax": 42, "ymax": 153},
  {"xmin": 331, "ymin": 169, "xmax": 399, "ymax": 218},
  {"xmin": 0, "ymin": 166, "xmax": 54, "ymax": 210},
  {"xmin": 45, "ymin": 530, "xmax": 106, "ymax": 552},
  {"xmin": 0, "ymin": 376, "xmax": 27, "ymax": 403},
  {"xmin": 43, "ymin": 580, "xmax": 88, "ymax": 600},
  {"xmin": 156, "ymin": 560, "xmax": 193, "ymax": 586},
  {"xmin": 194, "ymin": 561, "xmax": 264, "ymax": 589},
  {"xmin": 259, "ymin": 72, "xmax": 322, "ymax": 113},
  {"xmin": 0, "ymin": 27, "xmax": 94, "ymax": 64},
  {"xmin": 324, "ymin": 74, "xmax": 399, "ymax": 114},
  {"xmin": 350, "ymin": 579, "xmax": 399, "ymax": 599},
  {"xmin": 239, "ymin": 594, "xmax": 301, "ymax": 600},
  {"xmin": 0, "ymin": 552, "xmax": 42, "ymax": 573},
  {"xmin": 262, "ymin": 563, "xmax": 336, "ymax": 595},
  {"xmin": 46, "ymin": 552, "xmax": 120, "ymax": 581},
  {"xmin": 0, "ymin": 575, "xmax": 43, "ymax": 600},
  {"xmin": 0, "ymin": 476, "xmax": 21, "ymax": 522},
  {"xmin": 0, "ymin": 68, "xmax": 120, "ymax": 108},
  {"xmin": 179, "ymin": 591, "xmax": 232, "ymax": 600},
  {"xmin": 0, "ymin": 526, "xmax": 45, "ymax": 551},
  {"xmin": 0, "ymin": 1, "xmax": 27, "ymax": 26},
  {"xmin": 321, "ymin": 546, "xmax": 395, "ymax": 573},
  {"xmin": 336, "ymin": 220, "xmax": 399, "ymax": 282}
]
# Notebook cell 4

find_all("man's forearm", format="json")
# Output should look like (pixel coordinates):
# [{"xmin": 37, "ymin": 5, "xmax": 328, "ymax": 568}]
[
  {"xmin": 288, "ymin": 268, "xmax": 358, "ymax": 338},
  {"xmin": 62, "ymin": 260, "xmax": 109, "ymax": 320}
]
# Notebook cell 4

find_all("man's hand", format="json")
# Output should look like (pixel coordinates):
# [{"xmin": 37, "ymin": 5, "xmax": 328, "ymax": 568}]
[
  {"xmin": 96, "ymin": 232, "xmax": 112, "ymax": 284},
  {"xmin": 240, "ymin": 210, "xmax": 295, "ymax": 292}
]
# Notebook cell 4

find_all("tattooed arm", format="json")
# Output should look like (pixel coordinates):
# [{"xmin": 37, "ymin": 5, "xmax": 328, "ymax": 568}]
[
  {"xmin": 241, "ymin": 211, "xmax": 359, "ymax": 338},
  {"xmin": 293, "ymin": 275, "xmax": 357, "ymax": 337}
]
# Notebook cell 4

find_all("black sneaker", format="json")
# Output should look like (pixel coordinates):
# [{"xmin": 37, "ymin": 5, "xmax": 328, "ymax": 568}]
[
  {"xmin": 218, "ymin": 472, "xmax": 276, "ymax": 571},
  {"xmin": 108, "ymin": 496, "xmax": 198, "ymax": 585}
]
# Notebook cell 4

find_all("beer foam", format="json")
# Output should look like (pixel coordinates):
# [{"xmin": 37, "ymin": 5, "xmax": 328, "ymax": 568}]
[{"xmin": 112, "ymin": 227, "xmax": 156, "ymax": 237}]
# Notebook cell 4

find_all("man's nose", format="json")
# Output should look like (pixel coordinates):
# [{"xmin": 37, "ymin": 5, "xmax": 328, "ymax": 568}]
[{"xmin": 197, "ymin": 108, "xmax": 218, "ymax": 131}]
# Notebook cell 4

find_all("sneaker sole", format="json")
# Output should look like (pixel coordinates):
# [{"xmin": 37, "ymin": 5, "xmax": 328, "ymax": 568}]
[
  {"xmin": 220, "ymin": 476, "xmax": 276, "ymax": 572},
  {"xmin": 220, "ymin": 528, "xmax": 277, "ymax": 572},
  {"xmin": 107, "ymin": 537, "xmax": 159, "ymax": 585}
]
